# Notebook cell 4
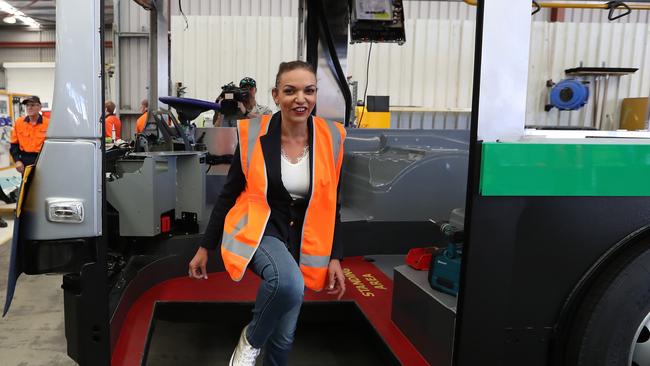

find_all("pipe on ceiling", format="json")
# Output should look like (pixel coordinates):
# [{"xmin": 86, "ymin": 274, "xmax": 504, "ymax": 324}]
[{"xmin": 463, "ymin": 0, "xmax": 650, "ymax": 10}]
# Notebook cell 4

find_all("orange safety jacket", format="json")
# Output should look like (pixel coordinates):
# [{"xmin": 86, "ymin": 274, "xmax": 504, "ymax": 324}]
[
  {"xmin": 10, "ymin": 114, "xmax": 50, "ymax": 153},
  {"xmin": 136, "ymin": 112, "xmax": 148, "ymax": 133},
  {"xmin": 105, "ymin": 114, "xmax": 122, "ymax": 139},
  {"xmin": 221, "ymin": 114, "xmax": 346, "ymax": 291}
]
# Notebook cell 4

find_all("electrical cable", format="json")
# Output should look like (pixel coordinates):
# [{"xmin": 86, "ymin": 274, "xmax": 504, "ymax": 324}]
[
  {"xmin": 178, "ymin": 0, "xmax": 188, "ymax": 30},
  {"xmin": 316, "ymin": 0, "xmax": 353, "ymax": 126},
  {"xmin": 358, "ymin": 43, "xmax": 373, "ymax": 128}
]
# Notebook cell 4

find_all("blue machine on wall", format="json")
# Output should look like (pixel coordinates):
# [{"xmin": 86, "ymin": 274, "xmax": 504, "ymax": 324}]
[{"xmin": 545, "ymin": 78, "xmax": 590, "ymax": 111}]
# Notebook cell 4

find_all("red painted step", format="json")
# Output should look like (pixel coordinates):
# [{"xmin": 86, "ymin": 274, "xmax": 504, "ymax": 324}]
[{"xmin": 112, "ymin": 256, "xmax": 430, "ymax": 366}]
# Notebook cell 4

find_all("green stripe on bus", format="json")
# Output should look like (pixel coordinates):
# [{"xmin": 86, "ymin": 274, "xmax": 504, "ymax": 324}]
[{"xmin": 480, "ymin": 142, "xmax": 650, "ymax": 196}]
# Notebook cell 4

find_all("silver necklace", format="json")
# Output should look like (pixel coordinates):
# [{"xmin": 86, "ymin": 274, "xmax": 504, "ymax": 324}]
[{"xmin": 281, "ymin": 144, "xmax": 309, "ymax": 164}]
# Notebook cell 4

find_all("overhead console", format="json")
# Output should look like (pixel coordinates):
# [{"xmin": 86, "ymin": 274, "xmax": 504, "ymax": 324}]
[{"xmin": 350, "ymin": 0, "xmax": 406, "ymax": 45}]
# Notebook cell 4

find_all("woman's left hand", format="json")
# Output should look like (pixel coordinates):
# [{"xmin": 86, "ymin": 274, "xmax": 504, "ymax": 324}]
[{"xmin": 327, "ymin": 259, "xmax": 346, "ymax": 300}]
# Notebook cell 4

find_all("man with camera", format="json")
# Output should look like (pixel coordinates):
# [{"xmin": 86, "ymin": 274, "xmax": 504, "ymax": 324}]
[{"xmin": 213, "ymin": 77, "xmax": 273, "ymax": 127}]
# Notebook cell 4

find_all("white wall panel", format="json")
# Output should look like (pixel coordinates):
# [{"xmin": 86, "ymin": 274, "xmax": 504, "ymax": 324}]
[
  {"xmin": 171, "ymin": 0, "xmax": 477, "ymax": 19},
  {"xmin": 171, "ymin": 0, "xmax": 298, "ymax": 17},
  {"xmin": 0, "ymin": 29, "xmax": 52, "ymax": 42},
  {"xmin": 402, "ymin": 2, "xmax": 650, "ymax": 23},
  {"xmin": 0, "ymin": 29, "xmax": 57, "ymax": 63},
  {"xmin": 41, "ymin": 29, "xmax": 56, "ymax": 42},
  {"xmin": 114, "ymin": 0, "xmax": 150, "ymax": 137},
  {"xmin": 119, "ymin": 0, "xmax": 149, "ymax": 32},
  {"xmin": 565, "ymin": 8, "xmax": 650, "ymax": 23},
  {"xmin": 0, "ymin": 49, "xmax": 45, "ymax": 62},
  {"xmin": 4, "ymin": 63, "xmax": 55, "ymax": 109},
  {"xmin": 171, "ymin": 16, "xmax": 297, "ymax": 110},
  {"xmin": 348, "ymin": 19, "xmax": 475, "ymax": 111},
  {"xmin": 172, "ymin": 15, "xmax": 475, "ymax": 130},
  {"xmin": 526, "ymin": 21, "xmax": 650, "ymax": 128},
  {"xmin": 404, "ymin": 1, "xmax": 476, "ymax": 20},
  {"xmin": 118, "ymin": 37, "xmax": 149, "ymax": 111},
  {"xmin": 170, "ymin": 9, "xmax": 650, "ymax": 131}
]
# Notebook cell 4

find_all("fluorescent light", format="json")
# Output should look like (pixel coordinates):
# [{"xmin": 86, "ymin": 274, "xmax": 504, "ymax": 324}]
[
  {"xmin": 0, "ymin": 3, "xmax": 14, "ymax": 13},
  {"xmin": 2, "ymin": 16, "xmax": 15, "ymax": 24},
  {"xmin": 0, "ymin": 0, "xmax": 40, "ymax": 28},
  {"xmin": 16, "ymin": 14, "xmax": 40, "ymax": 28}
]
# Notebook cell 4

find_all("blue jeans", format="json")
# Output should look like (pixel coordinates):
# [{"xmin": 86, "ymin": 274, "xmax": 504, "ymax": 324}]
[{"xmin": 245, "ymin": 236, "xmax": 305, "ymax": 366}]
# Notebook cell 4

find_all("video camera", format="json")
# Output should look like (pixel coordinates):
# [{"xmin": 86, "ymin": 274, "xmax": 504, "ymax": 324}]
[{"xmin": 218, "ymin": 82, "xmax": 250, "ymax": 116}]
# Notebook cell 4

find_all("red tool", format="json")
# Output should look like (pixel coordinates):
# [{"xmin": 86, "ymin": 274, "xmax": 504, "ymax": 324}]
[{"xmin": 406, "ymin": 247, "xmax": 440, "ymax": 270}]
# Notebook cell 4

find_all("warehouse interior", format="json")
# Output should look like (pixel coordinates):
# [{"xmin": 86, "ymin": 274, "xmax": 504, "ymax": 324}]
[{"xmin": 1, "ymin": 1, "xmax": 650, "ymax": 366}]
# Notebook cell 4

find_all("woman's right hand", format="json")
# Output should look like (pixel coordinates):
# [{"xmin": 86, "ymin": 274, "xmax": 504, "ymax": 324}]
[{"xmin": 188, "ymin": 247, "xmax": 209, "ymax": 279}]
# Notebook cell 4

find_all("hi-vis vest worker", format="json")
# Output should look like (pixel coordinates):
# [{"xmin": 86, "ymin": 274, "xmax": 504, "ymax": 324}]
[
  {"xmin": 221, "ymin": 114, "xmax": 345, "ymax": 291},
  {"xmin": 10, "ymin": 95, "xmax": 50, "ymax": 173}
]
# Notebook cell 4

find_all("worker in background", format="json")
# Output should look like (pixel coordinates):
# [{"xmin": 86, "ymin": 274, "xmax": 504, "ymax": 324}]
[
  {"xmin": 239, "ymin": 76, "xmax": 273, "ymax": 117},
  {"xmin": 135, "ymin": 99, "xmax": 148, "ymax": 134},
  {"xmin": 213, "ymin": 77, "xmax": 273, "ymax": 127},
  {"xmin": 104, "ymin": 101, "xmax": 122, "ymax": 140},
  {"xmin": 189, "ymin": 61, "xmax": 346, "ymax": 366},
  {"xmin": 10, "ymin": 95, "xmax": 49, "ymax": 174}
]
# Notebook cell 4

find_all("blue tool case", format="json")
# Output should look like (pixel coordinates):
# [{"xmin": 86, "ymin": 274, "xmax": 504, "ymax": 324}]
[{"xmin": 429, "ymin": 208, "xmax": 464, "ymax": 296}]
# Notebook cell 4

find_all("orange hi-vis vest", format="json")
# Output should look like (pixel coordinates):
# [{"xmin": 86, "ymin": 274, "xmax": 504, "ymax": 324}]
[
  {"xmin": 10, "ymin": 114, "xmax": 50, "ymax": 153},
  {"xmin": 221, "ymin": 115, "xmax": 346, "ymax": 291}
]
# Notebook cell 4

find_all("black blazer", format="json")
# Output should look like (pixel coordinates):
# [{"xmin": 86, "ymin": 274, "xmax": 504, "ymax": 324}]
[{"xmin": 201, "ymin": 112, "xmax": 344, "ymax": 260}]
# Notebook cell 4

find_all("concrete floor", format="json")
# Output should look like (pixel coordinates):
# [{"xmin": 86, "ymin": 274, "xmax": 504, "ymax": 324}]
[{"xmin": 0, "ymin": 227, "xmax": 75, "ymax": 366}]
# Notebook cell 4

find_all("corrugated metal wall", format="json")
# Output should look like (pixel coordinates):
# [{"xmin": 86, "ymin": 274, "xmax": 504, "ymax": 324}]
[
  {"xmin": 402, "ymin": 2, "xmax": 650, "ymax": 23},
  {"xmin": 0, "ymin": 29, "xmax": 113, "ymax": 64},
  {"xmin": 119, "ymin": 0, "xmax": 150, "ymax": 31},
  {"xmin": 167, "ymin": 2, "xmax": 650, "ymax": 131},
  {"xmin": 170, "ymin": 15, "xmax": 298, "ymax": 112},
  {"xmin": 0, "ymin": 0, "xmax": 637, "ymax": 133},
  {"xmin": 116, "ymin": 37, "xmax": 148, "ymax": 111},
  {"xmin": 403, "ymin": 1, "xmax": 475, "ymax": 20},
  {"xmin": 527, "ymin": 21, "xmax": 650, "ymax": 128},
  {"xmin": 348, "ymin": 19, "xmax": 475, "ymax": 129},
  {"xmin": 391, "ymin": 110, "xmax": 471, "ymax": 129},
  {"xmin": 114, "ymin": 0, "xmax": 151, "ymax": 136},
  {"xmin": 170, "ymin": 0, "xmax": 481, "ymax": 19},
  {"xmin": 169, "ymin": 14, "xmax": 475, "ymax": 129},
  {"xmin": 167, "ymin": 0, "xmax": 478, "ymax": 130},
  {"xmin": 401, "ymin": 2, "xmax": 650, "ymax": 23},
  {"xmin": 0, "ymin": 28, "xmax": 113, "ymax": 102},
  {"xmin": 0, "ymin": 29, "xmax": 56, "ymax": 63},
  {"xmin": 564, "ymin": 8, "xmax": 650, "ymax": 23},
  {"xmin": 116, "ymin": 0, "xmax": 149, "ymax": 110},
  {"xmin": 171, "ymin": 0, "xmax": 298, "ymax": 16},
  {"xmin": 123, "ymin": 1, "xmax": 650, "ymax": 133}
]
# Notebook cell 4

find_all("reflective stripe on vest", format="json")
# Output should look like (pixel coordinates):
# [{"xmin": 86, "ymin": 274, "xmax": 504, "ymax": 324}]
[
  {"xmin": 221, "ymin": 115, "xmax": 272, "ymax": 281},
  {"xmin": 220, "ymin": 115, "xmax": 346, "ymax": 290},
  {"xmin": 221, "ymin": 213, "xmax": 255, "ymax": 258},
  {"xmin": 298, "ymin": 116, "xmax": 346, "ymax": 290}
]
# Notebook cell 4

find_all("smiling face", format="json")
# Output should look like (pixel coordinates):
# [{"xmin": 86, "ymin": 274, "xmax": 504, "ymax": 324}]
[{"xmin": 272, "ymin": 68, "xmax": 317, "ymax": 126}]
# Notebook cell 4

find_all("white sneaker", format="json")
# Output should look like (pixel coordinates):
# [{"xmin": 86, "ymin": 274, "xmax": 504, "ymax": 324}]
[{"xmin": 229, "ymin": 325, "xmax": 261, "ymax": 366}]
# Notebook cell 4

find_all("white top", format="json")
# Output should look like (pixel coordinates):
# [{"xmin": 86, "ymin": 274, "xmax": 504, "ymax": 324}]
[{"xmin": 281, "ymin": 149, "xmax": 310, "ymax": 199}]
